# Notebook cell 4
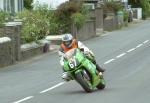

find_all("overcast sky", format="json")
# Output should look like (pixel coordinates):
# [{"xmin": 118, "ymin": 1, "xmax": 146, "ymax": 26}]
[{"xmin": 33, "ymin": 0, "xmax": 69, "ymax": 8}]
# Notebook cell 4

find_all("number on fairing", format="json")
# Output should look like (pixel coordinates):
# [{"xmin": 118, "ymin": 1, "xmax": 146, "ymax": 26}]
[{"xmin": 69, "ymin": 59, "xmax": 76, "ymax": 68}]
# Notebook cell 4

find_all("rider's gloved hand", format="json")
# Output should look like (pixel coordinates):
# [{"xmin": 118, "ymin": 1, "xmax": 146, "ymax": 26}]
[{"xmin": 61, "ymin": 72, "xmax": 71, "ymax": 82}]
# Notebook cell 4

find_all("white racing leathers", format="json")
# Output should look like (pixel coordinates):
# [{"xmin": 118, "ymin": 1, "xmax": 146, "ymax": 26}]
[{"xmin": 58, "ymin": 41, "xmax": 94, "ymax": 66}]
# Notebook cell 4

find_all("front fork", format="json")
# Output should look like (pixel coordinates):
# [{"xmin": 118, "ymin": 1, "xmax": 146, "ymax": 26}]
[{"xmin": 82, "ymin": 59, "xmax": 100, "ymax": 88}]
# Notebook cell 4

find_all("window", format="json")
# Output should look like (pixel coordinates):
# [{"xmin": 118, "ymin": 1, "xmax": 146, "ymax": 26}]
[
  {"xmin": 18, "ymin": 0, "xmax": 23, "ymax": 12},
  {"xmin": 6, "ymin": 0, "xmax": 10, "ymax": 12},
  {"xmin": 4, "ymin": 0, "xmax": 7, "ymax": 11},
  {"xmin": 10, "ymin": 0, "xmax": 15, "ymax": 14},
  {"xmin": 83, "ymin": 3, "xmax": 95, "ymax": 10},
  {"xmin": 3, "ymin": 0, "xmax": 15, "ymax": 13}
]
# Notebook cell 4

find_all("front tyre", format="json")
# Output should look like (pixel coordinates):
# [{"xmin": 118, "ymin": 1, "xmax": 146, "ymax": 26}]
[
  {"xmin": 75, "ymin": 72, "xmax": 93, "ymax": 93},
  {"xmin": 97, "ymin": 78, "xmax": 106, "ymax": 89}
]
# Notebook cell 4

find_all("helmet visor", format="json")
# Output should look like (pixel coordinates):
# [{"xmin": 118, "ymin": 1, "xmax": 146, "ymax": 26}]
[{"xmin": 64, "ymin": 40, "xmax": 72, "ymax": 48}]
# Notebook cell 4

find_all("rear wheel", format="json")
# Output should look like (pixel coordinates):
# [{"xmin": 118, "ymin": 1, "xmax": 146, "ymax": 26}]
[{"xmin": 75, "ymin": 72, "xmax": 93, "ymax": 93}]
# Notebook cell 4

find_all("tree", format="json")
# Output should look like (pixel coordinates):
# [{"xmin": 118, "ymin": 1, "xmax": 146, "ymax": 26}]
[
  {"xmin": 24, "ymin": 0, "xmax": 33, "ymax": 10},
  {"xmin": 128, "ymin": 0, "xmax": 150, "ymax": 19},
  {"xmin": 54, "ymin": 1, "xmax": 87, "ymax": 34},
  {"xmin": 128, "ymin": 0, "xmax": 140, "ymax": 7}
]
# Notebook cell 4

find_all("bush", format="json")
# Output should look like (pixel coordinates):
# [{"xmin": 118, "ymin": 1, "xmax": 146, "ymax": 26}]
[
  {"xmin": 71, "ymin": 12, "xmax": 86, "ymax": 29},
  {"xmin": 54, "ymin": 1, "xmax": 88, "ymax": 33},
  {"xmin": 140, "ymin": 0, "xmax": 150, "ymax": 19},
  {"xmin": 103, "ymin": 1, "xmax": 123, "ymax": 13},
  {"xmin": 123, "ymin": 10, "xmax": 128, "ymax": 22},
  {"xmin": 17, "ymin": 1, "xmax": 88, "ymax": 43},
  {"xmin": 0, "ymin": 10, "xmax": 8, "ymax": 27},
  {"xmin": 128, "ymin": 0, "xmax": 150, "ymax": 19},
  {"xmin": 16, "ymin": 4, "xmax": 59, "ymax": 43},
  {"xmin": 24, "ymin": 0, "xmax": 33, "ymax": 10}
]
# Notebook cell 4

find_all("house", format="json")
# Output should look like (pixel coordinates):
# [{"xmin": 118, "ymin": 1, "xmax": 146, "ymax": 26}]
[
  {"xmin": 0, "ymin": 0, "xmax": 24, "ymax": 13},
  {"xmin": 33, "ymin": 0, "xmax": 68, "ymax": 9}
]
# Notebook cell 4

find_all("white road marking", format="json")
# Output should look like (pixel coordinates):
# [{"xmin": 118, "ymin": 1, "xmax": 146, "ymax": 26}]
[
  {"xmin": 104, "ymin": 59, "xmax": 115, "ymax": 64},
  {"xmin": 11, "ymin": 39, "xmax": 150, "ymax": 103},
  {"xmin": 143, "ymin": 40, "xmax": 149, "ymax": 44},
  {"xmin": 13, "ymin": 96, "xmax": 34, "ymax": 103},
  {"xmin": 116, "ymin": 53, "xmax": 126, "ymax": 58},
  {"xmin": 127, "ymin": 48, "xmax": 136, "ymax": 53},
  {"xmin": 136, "ymin": 44, "xmax": 143, "ymax": 48},
  {"xmin": 40, "ymin": 82, "xmax": 65, "ymax": 93}
]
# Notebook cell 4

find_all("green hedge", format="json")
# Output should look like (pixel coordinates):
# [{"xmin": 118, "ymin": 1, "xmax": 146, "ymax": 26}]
[
  {"xmin": 0, "ymin": 10, "xmax": 9, "ymax": 27},
  {"xmin": 17, "ymin": 1, "xmax": 88, "ymax": 43},
  {"xmin": 54, "ymin": 1, "xmax": 88, "ymax": 33},
  {"xmin": 17, "ymin": 4, "xmax": 60, "ymax": 43}
]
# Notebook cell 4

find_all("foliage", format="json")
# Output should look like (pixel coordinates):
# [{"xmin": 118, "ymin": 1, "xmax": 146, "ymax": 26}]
[
  {"xmin": 123, "ymin": 10, "xmax": 128, "ymax": 22},
  {"xmin": 139, "ymin": 0, "xmax": 150, "ymax": 19},
  {"xmin": 54, "ymin": 1, "xmax": 88, "ymax": 33},
  {"xmin": 0, "ymin": 10, "xmax": 8, "ymax": 27},
  {"xmin": 17, "ymin": 1, "xmax": 88, "ymax": 43},
  {"xmin": 24, "ymin": 0, "xmax": 33, "ymax": 10},
  {"xmin": 128, "ymin": 0, "xmax": 150, "ymax": 19},
  {"xmin": 71, "ymin": 12, "xmax": 86, "ymax": 29},
  {"xmin": 17, "ymin": 4, "xmax": 58, "ymax": 43},
  {"xmin": 103, "ymin": 1, "xmax": 123, "ymax": 13}
]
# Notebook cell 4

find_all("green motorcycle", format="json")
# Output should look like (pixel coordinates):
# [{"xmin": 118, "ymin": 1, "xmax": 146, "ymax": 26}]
[{"xmin": 63, "ymin": 48, "xmax": 106, "ymax": 92}]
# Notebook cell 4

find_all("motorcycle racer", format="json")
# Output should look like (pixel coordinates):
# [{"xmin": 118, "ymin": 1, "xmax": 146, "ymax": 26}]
[{"xmin": 58, "ymin": 33, "xmax": 105, "ymax": 81}]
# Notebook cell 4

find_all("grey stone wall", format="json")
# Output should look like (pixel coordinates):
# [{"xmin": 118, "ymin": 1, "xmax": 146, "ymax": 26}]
[
  {"xmin": 0, "ymin": 21, "xmax": 53, "ymax": 67},
  {"xmin": 104, "ymin": 12, "xmax": 116, "ymax": 31},
  {"xmin": 0, "ymin": 28, "xmax": 4, "ymax": 37},
  {"xmin": 104, "ymin": 12, "xmax": 124, "ymax": 31},
  {"xmin": 77, "ymin": 19, "xmax": 96, "ymax": 41},
  {"xmin": 4, "ymin": 22, "xmax": 21, "ymax": 61},
  {"xmin": 20, "ymin": 40, "xmax": 50, "ymax": 61},
  {"xmin": 89, "ymin": 8, "xmax": 103, "ymax": 35},
  {"xmin": 71, "ymin": 7, "xmax": 103, "ymax": 40},
  {"xmin": 21, "ymin": 43, "xmax": 43, "ymax": 61},
  {"xmin": 95, "ymin": 7, "xmax": 103, "ymax": 35},
  {"xmin": 0, "ymin": 37, "xmax": 13, "ymax": 67}
]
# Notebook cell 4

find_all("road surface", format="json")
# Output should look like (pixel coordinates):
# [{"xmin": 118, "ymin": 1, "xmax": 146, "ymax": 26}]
[{"xmin": 0, "ymin": 20, "xmax": 150, "ymax": 103}]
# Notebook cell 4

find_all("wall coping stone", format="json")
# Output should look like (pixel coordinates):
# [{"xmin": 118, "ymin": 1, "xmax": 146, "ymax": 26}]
[
  {"xmin": 21, "ymin": 42, "xmax": 40, "ymax": 51},
  {"xmin": 0, "ymin": 37, "xmax": 11, "ymax": 44},
  {"xmin": 46, "ymin": 35, "xmax": 64, "ymax": 41},
  {"xmin": 4, "ymin": 22, "xmax": 22, "ymax": 26},
  {"xmin": 21, "ymin": 39, "xmax": 51, "ymax": 51},
  {"xmin": 38, "ymin": 39, "xmax": 51, "ymax": 44}
]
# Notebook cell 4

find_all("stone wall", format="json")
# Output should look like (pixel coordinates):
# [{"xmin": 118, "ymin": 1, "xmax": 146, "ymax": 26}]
[
  {"xmin": 95, "ymin": 7, "xmax": 103, "ymax": 36},
  {"xmin": 0, "ymin": 21, "xmax": 52, "ymax": 67},
  {"xmin": 104, "ymin": 11, "xmax": 124, "ymax": 31},
  {"xmin": 104, "ymin": 12, "xmax": 116, "ymax": 31},
  {"xmin": 0, "ymin": 37, "xmax": 13, "ymax": 67},
  {"xmin": 77, "ymin": 19, "xmax": 96, "ymax": 41},
  {"xmin": 20, "ymin": 40, "xmax": 50, "ymax": 61},
  {"xmin": 21, "ymin": 43, "xmax": 43, "ymax": 61},
  {"xmin": 5, "ymin": 22, "xmax": 22, "ymax": 61},
  {"xmin": 89, "ymin": 7, "xmax": 103, "ymax": 35},
  {"xmin": 0, "ymin": 28, "xmax": 4, "ymax": 37},
  {"xmin": 71, "ymin": 7, "xmax": 103, "ymax": 40}
]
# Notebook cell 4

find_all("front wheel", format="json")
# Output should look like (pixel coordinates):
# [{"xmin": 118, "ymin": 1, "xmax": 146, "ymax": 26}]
[
  {"xmin": 75, "ymin": 72, "xmax": 93, "ymax": 93},
  {"xmin": 97, "ymin": 78, "xmax": 106, "ymax": 90}
]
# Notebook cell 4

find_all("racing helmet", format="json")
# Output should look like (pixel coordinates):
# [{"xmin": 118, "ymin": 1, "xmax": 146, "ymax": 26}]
[{"xmin": 62, "ymin": 33, "xmax": 73, "ymax": 48}]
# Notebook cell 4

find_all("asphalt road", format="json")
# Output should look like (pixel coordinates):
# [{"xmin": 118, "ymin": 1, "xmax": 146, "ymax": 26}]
[{"xmin": 0, "ymin": 20, "xmax": 150, "ymax": 103}]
